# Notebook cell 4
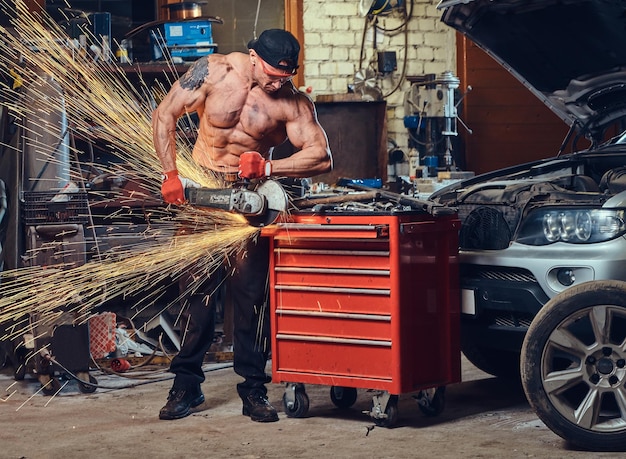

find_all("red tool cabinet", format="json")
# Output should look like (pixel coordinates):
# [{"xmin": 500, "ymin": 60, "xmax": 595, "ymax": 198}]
[{"xmin": 267, "ymin": 211, "xmax": 461, "ymax": 425}]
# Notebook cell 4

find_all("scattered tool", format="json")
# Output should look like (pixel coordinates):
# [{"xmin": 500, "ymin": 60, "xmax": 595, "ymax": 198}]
[
  {"xmin": 343, "ymin": 179, "xmax": 458, "ymax": 216},
  {"xmin": 293, "ymin": 190, "xmax": 380, "ymax": 209}
]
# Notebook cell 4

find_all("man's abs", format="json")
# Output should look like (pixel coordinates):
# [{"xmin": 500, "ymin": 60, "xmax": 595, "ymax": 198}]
[
  {"xmin": 191, "ymin": 128, "xmax": 262, "ymax": 172},
  {"xmin": 191, "ymin": 121, "xmax": 287, "ymax": 172}
]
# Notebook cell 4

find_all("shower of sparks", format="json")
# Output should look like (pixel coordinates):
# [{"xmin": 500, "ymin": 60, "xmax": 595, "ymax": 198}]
[
  {"xmin": 0, "ymin": 1, "xmax": 265, "ymax": 342},
  {"xmin": 0, "ymin": 0, "xmax": 211, "ymax": 188},
  {"xmin": 1, "ymin": 220, "xmax": 258, "ymax": 340}
]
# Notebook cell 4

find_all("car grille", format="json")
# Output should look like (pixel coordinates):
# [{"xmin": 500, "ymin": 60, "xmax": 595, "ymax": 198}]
[
  {"xmin": 461, "ymin": 265, "xmax": 537, "ymax": 283},
  {"xmin": 459, "ymin": 206, "xmax": 512, "ymax": 250},
  {"xmin": 494, "ymin": 315, "xmax": 532, "ymax": 328}
]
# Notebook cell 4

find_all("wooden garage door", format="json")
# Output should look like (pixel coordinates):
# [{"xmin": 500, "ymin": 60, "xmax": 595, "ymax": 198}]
[{"xmin": 455, "ymin": 34, "xmax": 571, "ymax": 175}]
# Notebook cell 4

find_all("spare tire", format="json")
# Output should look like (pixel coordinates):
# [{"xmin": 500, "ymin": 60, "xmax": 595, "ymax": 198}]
[{"xmin": 521, "ymin": 280, "xmax": 626, "ymax": 451}]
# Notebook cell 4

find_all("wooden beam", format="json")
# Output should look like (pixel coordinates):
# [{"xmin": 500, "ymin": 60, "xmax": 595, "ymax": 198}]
[{"xmin": 284, "ymin": 0, "xmax": 304, "ymax": 88}]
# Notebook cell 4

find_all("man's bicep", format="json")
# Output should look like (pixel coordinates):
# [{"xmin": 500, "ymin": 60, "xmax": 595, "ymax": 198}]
[{"xmin": 287, "ymin": 104, "xmax": 329, "ymax": 151}]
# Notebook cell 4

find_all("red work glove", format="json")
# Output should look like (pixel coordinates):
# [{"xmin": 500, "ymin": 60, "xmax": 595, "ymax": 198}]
[
  {"xmin": 238, "ymin": 151, "xmax": 272, "ymax": 179},
  {"xmin": 161, "ymin": 169, "xmax": 185, "ymax": 204}
]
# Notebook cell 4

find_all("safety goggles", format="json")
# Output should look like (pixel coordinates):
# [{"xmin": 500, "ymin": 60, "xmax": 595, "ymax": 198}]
[{"xmin": 258, "ymin": 58, "xmax": 295, "ymax": 84}]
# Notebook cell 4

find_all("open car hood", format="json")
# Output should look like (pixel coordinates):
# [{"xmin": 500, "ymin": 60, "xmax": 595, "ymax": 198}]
[{"xmin": 439, "ymin": 0, "xmax": 626, "ymax": 140}]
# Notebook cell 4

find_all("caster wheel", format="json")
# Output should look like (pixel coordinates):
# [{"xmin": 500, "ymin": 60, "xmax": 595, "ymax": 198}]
[
  {"xmin": 283, "ymin": 388, "xmax": 310, "ymax": 418},
  {"xmin": 76, "ymin": 372, "xmax": 98, "ymax": 393},
  {"xmin": 39, "ymin": 375, "xmax": 62, "ymax": 395},
  {"xmin": 372, "ymin": 394, "xmax": 398, "ymax": 428},
  {"xmin": 330, "ymin": 386, "xmax": 358, "ymax": 409},
  {"xmin": 415, "ymin": 386, "xmax": 446, "ymax": 417}
]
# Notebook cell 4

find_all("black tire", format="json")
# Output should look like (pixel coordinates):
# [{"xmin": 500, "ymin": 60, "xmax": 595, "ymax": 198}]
[
  {"xmin": 76, "ymin": 372, "xmax": 98, "ymax": 394},
  {"xmin": 39, "ymin": 375, "xmax": 62, "ymax": 395},
  {"xmin": 416, "ymin": 386, "xmax": 446, "ymax": 417},
  {"xmin": 283, "ymin": 389, "xmax": 310, "ymax": 418},
  {"xmin": 372, "ymin": 395, "xmax": 398, "ymax": 428},
  {"xmin": 521, "ymin": 280, "xmax": 626, "ymax": 451},
  {"xmin": 461, "ymin": 332, "xmax": 521, "ymax": 380},
  {"xmin": 330, "ymin": 386, "xmax": 358, "ymax": 409}
]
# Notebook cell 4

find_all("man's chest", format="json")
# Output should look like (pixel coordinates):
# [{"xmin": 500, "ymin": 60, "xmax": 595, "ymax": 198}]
[{"xmin": 203, "ymin": 90, "xmax": 284, "ymax": 137}]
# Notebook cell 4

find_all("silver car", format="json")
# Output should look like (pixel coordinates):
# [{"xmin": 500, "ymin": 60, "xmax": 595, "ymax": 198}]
[{"xmin": 435, "ymin": 0, "xmax": 626, "ymax": 451}]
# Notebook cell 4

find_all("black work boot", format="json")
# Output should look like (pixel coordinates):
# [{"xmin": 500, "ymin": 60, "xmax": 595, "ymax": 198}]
[
  {"xmin": 241, "ymin": 392, "xmax": 279, "ymax": 422},
  {"xmin": 159, "ymin": 387, "xmax": 205, "ymax": 420}
]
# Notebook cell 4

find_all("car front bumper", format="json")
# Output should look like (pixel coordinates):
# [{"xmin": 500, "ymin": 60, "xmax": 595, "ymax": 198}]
[{"xmin": 459, "ymin": 236, "xmax": 626, "ymax": 351}]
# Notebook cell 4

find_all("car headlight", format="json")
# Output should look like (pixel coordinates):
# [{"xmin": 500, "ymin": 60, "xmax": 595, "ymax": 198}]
[{"xmin": 516, "ymin": 208, "xmax": 626, "ymax": 245}]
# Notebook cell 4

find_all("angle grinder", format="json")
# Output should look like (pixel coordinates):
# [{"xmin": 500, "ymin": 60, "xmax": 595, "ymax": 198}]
[{"xmin": 185, "ymin": 179, "xmax": 289, "ymax": 227}]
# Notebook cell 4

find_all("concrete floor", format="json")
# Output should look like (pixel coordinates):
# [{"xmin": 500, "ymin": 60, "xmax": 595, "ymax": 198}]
[{"xmin": 0, "ymin": 356, "xmax": 621, "ymax": 459}]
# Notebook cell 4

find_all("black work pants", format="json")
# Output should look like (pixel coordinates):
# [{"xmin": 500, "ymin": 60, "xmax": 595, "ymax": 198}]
[{"xmin": 169, "ymin": 235, "xmax": 271, "ymax": 398}]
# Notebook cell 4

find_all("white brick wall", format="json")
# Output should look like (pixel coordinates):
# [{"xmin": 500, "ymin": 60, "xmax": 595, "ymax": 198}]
[{"xmin": 302, "ymin": 0, "xmax": 456, "ymax": 151}]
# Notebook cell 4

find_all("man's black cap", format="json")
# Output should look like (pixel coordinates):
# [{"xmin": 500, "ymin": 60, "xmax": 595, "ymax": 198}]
[{"xmin": 247, "ymin": 29, "xmax": 300, "ymax": 75}]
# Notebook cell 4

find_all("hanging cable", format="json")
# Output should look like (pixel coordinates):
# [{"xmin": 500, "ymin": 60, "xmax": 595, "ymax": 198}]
[
  {"xmin": 381, "ymin": 21, "xmax": 408, "ymax": 99},
  {"xmin": 356, "ymin": 0, "xmax": 414, "ymax": 99},
  {"xmin": 252, "ymin": 0, "xmax": 262, "ymax": 39},
  {"xmin": 358, "ymin": 15, "xmax": 374, "ymax": 71},
  {"xmin": 375, "ymin": 0, "xmax": 414, "ymax": 34}
]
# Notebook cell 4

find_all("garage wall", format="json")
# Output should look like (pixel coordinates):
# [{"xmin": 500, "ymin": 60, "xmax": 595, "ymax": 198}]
[
  {"xmin": 454, "ymin": 35, "xmax": 571, "ymax": 175},
  {"xmin": 300, "ymin": 0, "xmax": 456, "ymax": 153}
]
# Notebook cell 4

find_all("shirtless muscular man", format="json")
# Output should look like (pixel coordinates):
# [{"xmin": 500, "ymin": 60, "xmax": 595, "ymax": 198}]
[{"xmin": 152, "ymin": 29, "xmax": 332, "ymax": 422}]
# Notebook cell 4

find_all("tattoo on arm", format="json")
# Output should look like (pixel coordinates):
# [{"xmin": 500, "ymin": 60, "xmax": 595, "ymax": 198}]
[{"xmin": 179, "ymin": 58, "xmax": 209, "ymax": 90}]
